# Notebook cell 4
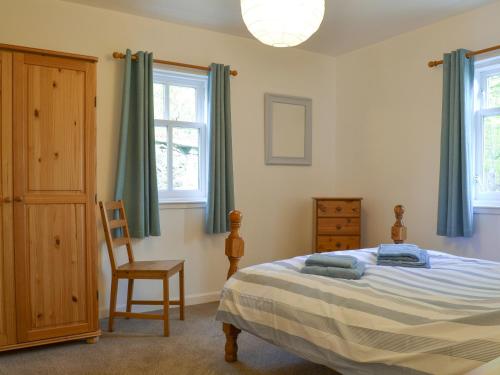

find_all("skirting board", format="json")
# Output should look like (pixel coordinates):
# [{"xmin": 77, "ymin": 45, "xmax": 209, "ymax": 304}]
[{"xmin": 99, "ymin": 291, "xmax": 220, "ymax": 318}]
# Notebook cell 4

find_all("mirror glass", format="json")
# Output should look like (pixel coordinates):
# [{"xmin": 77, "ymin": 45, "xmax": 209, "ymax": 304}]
[{"xmin": 271, "ymin": 103, "xmax": 306, "ymax": 158}]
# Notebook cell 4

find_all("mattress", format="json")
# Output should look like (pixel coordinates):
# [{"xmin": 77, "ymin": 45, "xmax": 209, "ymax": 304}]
[{"xmin": 216, "ymin": 249, "xmax": 500, "ymax": 375}]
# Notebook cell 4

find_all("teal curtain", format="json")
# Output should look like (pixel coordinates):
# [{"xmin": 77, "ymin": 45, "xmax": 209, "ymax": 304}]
[
  {"xmin": 206, "ymin": 63, "xmax": 235, "ymax": 234},
  {"xmin": 437, "ymin": 49, "xmax": 474, "ymax": 237},
  {"xmin": 114, "ymin": 49, "xmax": 161, "ymax": 238}
]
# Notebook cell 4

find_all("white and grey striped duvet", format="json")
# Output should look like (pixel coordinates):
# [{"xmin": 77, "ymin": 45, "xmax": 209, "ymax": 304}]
[{"xmin": 216, "ymin": 249, "xmax": 500, "ymax": 375}]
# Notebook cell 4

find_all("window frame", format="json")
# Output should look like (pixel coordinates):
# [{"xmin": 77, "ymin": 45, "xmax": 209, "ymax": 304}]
[
  {"xmin": 473, "ymin": 57, "xmax": 500, "ymax": 207},
  {"xmin": 153, "ymin": 68, "xmax": 208, "ymax": 203}
]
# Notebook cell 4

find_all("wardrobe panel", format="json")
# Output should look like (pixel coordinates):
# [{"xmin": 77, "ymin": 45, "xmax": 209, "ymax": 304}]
[
  {"xmin": 13, "ymin": 52, "xmax": 97, "ymax": 343},
  {"xmin": 0, "ymin": 51, "xmax": 16, "ymax": 347},
  {"xmin": 27, "ymin": 204, "xmax": 87, "ymax": 329},
  {"xmin": 27, "ymin": 65, "xmax": 85, "ymax": 192}
]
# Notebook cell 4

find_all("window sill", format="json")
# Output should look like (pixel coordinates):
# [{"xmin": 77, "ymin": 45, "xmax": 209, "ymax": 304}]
[
  {"xmin": 159, "ymin": 201, "xmax": 206, "ymax": 210},
  {"xmin": 473, "ymin": 205, "xmax": 500, "ymax": 215}
]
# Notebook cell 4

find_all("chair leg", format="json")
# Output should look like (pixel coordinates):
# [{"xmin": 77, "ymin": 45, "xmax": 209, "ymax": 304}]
[
  {"xmin": 163, "ymin": 277, "xmax": 170, "ymax": 337},
  {"xmin": 179, "ymin": 266, "xmax": 185, "ymax": 321},
  {"xmin": 126, "ymin": 279, "xmax": 134, "ymax": 318},
  {"xmin": 109, "ymin": 275, "xmax": 118, "ymax": 332}
]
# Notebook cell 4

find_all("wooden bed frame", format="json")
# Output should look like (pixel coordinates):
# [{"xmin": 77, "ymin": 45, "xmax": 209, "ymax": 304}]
[
  {"xmin": 221, "ymin": 207, "xmax": 500, "ymax": 374},
  {"xmin": 221, "ymin": 204, "xmax": 407, "ymax": 362}
]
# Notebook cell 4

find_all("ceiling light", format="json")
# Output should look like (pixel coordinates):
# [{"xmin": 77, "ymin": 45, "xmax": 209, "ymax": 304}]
[{"xmin": 241, "ymin": 0, "xmax": 325, "ymax": 48}]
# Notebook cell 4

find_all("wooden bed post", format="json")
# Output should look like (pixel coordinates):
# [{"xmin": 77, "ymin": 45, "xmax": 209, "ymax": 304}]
[
  {"xmin": 223, "ymin": 210, "xmax": 244, "ymax": 362},
  {"xmin": 391, "ymin": 205, "xmax": 407, "ymax": 244}
]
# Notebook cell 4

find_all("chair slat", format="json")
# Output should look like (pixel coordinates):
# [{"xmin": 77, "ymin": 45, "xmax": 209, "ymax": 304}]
[
  {"xmin": 113, "ymin": 311, "xmax": 164, "ymax": 320},
  {"xmin": 112, "ymin": 237, "xmax": 129, "ymax": 248},
  {"xmin": 104, "ymin": 201, "xmax": 122, "ymax": 210},
  {"xmin": 109, "ymin": 219, "xmax": 126, "ymax": 229}
]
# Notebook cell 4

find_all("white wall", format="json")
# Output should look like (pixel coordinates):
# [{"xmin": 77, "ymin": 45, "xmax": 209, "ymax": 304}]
[
  {"xmin": 0, "ymin": 0, "xmax": 337, "ymax": 315},
  {"xmin": 335, "ymin": 1, "xmax": 500, "ymax": 261}
]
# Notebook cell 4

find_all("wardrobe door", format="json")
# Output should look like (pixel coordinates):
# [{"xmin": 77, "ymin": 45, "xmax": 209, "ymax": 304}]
[
  {"xmin": 0, "ymin": 51, "xmax": 16, "ymax": 347},
  {"xmin": 13, "ymin": 52, "xmax": 97, "ymax": 342}
]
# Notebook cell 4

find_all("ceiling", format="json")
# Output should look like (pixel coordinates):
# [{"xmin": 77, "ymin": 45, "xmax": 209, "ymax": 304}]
[{"xmin": 63, "ymin": 0, "xmax": 498, "ymax": 56}]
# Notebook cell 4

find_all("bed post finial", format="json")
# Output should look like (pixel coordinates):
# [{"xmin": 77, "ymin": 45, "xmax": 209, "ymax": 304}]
[
  {"xmin": 225, "ymin": 210, "xmax": 244, "ymax": 280},
  {"xmin": 391, "ymin": 205, "xmax": 407, "ymax": 244},
  {"xmin": 223, "ymin": 210, "xmax": 244, "ymax": 362}
]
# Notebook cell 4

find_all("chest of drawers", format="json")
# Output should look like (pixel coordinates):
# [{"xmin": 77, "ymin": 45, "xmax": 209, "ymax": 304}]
[{"xmin": 313, "ymin": 198, "xmax": 362, "ymax": 252}]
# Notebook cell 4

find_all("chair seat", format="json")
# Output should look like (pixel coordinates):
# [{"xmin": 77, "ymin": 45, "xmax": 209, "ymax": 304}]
[{"xmin": 117, "ymin": 260, "xmax": 184, "ymax": 276}]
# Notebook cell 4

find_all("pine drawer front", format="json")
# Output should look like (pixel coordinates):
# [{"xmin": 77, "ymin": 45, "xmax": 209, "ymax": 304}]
[
  {"xmin": 317, "ymin": 236, "xmax": 360, "ymax": 252},
  {"xmin": 317, "ymin": 200, "xmax": 361, "ymax": 217},
  {"xmin": 317, "ymin": 218, "xmax": 360, "ymax": 235}
]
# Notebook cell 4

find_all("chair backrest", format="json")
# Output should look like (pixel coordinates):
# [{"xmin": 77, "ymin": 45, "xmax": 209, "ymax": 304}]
[{"xmin": 99, "ymin": 200, "xmax": 135, "ymax": 272}]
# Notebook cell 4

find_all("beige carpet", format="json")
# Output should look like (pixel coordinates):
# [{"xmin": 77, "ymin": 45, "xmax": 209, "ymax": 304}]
[{"xmin": 0, "ymin": 302, "xmax": 338, "ymax": 375}]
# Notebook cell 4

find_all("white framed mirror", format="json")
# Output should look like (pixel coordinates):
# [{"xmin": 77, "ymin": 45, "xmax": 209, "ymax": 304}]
[{"xmin": 264, "ymin": 94, "xmax": 312, "ymax": 165}]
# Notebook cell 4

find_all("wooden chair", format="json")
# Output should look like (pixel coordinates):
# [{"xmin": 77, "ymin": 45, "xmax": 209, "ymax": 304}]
[{"xmin": 99, "ymin": 200, "xmax": 184, "ymax": 337}]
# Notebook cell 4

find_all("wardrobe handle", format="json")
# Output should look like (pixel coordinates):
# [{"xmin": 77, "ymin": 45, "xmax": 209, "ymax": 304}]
[
  {"xmin": 3, "ymin": 197, "xmax": 12, "ymax": 203},
  {"xmin": 14, "ymin": 196, "xmax": 24, "ymax": 203}
]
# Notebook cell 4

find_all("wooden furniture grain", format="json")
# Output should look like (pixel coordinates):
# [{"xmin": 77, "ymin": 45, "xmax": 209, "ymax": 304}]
[
  {"xmin": 222, "ymin": 204, "xmax": 407, "ymax": 362},
  {"xmin": 99, "ymin": 200, "xmax": 184, "ymax": 337},
  {"xmin": 223, "ymin": 210, "xmax": 244, "ymax": 362},
  {"xmin": 313, "ymin": 198, "xmax": 362, "ymax": 252},
  {"xmin": 391, "ymin": 205, "xmax": 407, "ymax": 243},
  {"xmin": 0, "ymin": 44, "xmax": 100, "ymax": 352}
]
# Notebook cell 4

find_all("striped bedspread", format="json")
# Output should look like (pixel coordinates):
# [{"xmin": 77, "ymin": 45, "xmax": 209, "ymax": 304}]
[{"xmin": 216, "ymin": 249, "xmax": 500, "ymax": 375}]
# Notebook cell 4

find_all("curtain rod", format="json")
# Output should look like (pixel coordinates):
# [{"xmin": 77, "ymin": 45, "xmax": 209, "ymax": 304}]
[
  {"xmin": 112, "ymin": 52, "xmax": 238, "ymax": 77},
  {"xmin": 428, "ymin": 43, "xmax": 500, "ymax": 67}
]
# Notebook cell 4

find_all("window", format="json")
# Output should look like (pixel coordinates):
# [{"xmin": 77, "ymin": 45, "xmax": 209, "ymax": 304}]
[
  {"xmin": 153, "ymin": 69, "xmax": 208, "ymax": 203},
  {"xmin": 473, "ymin": 57, "xmax": 500, "ymax": 206},
  {"xmin": 474, "ymin": 57, "xmax": 500, "ymax": 206}
]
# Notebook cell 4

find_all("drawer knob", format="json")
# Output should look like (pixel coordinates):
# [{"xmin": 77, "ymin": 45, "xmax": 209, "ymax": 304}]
[
  {"xmin": 336, "ymin": 225, "xmax": 342, "ymax": 230},
  {"xmin": 318, "ymin": 204, "xmax": 326, "ymax": 212},
  {"xmin": 335, "ymin": 207, "xmax": 342, "ymax": 212},
  {"xmin": 335, "ymin": 242, "xmax": 341, "ymax": 248},
  {"xmin": 14, "ymin": 196, "xmax": 24, "ymax": 202}
]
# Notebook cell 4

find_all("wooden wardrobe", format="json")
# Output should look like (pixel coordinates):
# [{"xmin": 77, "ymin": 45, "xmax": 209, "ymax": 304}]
[{"xmin": 0, "ymin": 44, "xmax": 100, "ymax": 351}]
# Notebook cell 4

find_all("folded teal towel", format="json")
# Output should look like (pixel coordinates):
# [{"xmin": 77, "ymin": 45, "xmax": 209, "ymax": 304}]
[
  {"xmin": 305, "ymin": 254, "xmax": 358, "ymax": 269},
  {"xmin": 301, "ymin": 263, "xmax": 365, "ymax": 280},
  {"xmin": 378, "ymin": 251, "xmax": 431, "ymax": 268},
  {"xmin": 377, "ymin": 244, "xmax": 430, "ymax": 268},
  {"xmin": 377, "ymin": 244, "xmax": 425, "ymax": 262}
]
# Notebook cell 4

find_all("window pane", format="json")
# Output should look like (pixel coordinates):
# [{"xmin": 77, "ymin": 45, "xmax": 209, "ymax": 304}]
[
  {"xmin": 482, "ymin": 115, "xmax": 500, "ymax": 192},
  {"xmin": 172, "ymin": 127, "xmax": 199, "ymax": 190},
  {"xmin": 154, "ymin": 83, "xmax": 166, "ymax": 120},
  {"xmin": 169, "ymin": 85, "xmax": 196, "ymax": 122},
  {"xmin": 155, "ymin": 126, "xmax": 168, "ymax": 191},
  {"xmin": 486, "ymin": 74, "xmax": 500, "ymax": 109}
]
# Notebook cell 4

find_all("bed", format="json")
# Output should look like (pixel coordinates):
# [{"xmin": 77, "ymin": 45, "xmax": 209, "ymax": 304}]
[{"xmin": 216, "ymin": 206, "xmax": 500, "ymax": 375}]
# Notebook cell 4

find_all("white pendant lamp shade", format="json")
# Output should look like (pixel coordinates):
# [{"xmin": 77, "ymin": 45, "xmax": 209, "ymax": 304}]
[{"xmin": 241, "ymin": 0, "xmax": 325, "ymax": 48}]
